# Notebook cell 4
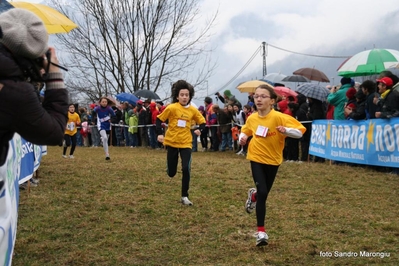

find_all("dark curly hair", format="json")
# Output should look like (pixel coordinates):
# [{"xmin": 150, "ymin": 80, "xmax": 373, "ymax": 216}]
[{"xmin": 171, "ymin": 80, "xmax": 194, "ymax": 103}]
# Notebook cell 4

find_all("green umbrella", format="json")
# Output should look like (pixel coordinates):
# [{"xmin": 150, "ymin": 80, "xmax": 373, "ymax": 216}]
[{"xmin": 338, "ymin": 49, "xmax": 399, "ymax": 77}]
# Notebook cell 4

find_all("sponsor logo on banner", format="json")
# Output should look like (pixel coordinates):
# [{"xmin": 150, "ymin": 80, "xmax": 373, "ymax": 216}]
[{"xmin": 309, "ymin": 118, "xmax": 399, "ymax": 167}]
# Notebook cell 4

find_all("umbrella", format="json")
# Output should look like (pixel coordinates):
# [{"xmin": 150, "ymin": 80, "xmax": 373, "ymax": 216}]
[
  {"xmin": 115, "ymin": 93, "xmax": 139, "ymax": 105},
  {"xmin": 273, "ymin": 86, "xmax": 297, "ymax": 98},
  {"xmin": 281, "ymin": 75, "xmax": 310, "ymax": 83},
  {"xmin": 293, "ymin": 67, "xmax": 330, "ymax": 82},
  {"xmin": 384, "ymin": 64, "xmax": 399, "ymax": 77},
  {"xmin": 134, "ymin": 90, "xmax": 160, "ymax": 100},
  {"xmin": 295, "ymin": 83, "xmax": 330, "ymax": 102},
  {"xmin": 258, "ymin": 79, "xmax": 275, "ymax": 86},
  {"xmin": 237, "ymin": 80, "xmax": 274, "ymax": 93},
  {"xmin": 338, "ymin": 49, "xmax": 399, "ymax": 77},
  {"xmin": 264, "ymin": 73, "xmax": 287, "ymax": 83},
  {"xmin": 0, "ymin": 1, "xmax": 78, "ymax": 34}
]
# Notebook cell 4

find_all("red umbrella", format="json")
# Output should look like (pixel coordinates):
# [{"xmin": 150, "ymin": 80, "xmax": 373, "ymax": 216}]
[
  {"xmin": 293, "ymin": 67, "xmax": 330, "ymax": 82},
  {"xmin": 273, "ymin": 86, "xmax": 297, "ymax": 97}
]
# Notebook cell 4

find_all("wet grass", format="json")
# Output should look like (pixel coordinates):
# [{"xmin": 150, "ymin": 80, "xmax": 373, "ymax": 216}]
[{"xmin": 13, "ymin": 146, "xmax": 399, "ymax": 265}]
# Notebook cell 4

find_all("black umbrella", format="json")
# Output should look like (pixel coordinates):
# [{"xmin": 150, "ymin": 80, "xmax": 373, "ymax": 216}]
[
  {"xmin": 134, "ymin": 90, "xmax": 160, "ymax": 100},
  {"xmin": 281, "ymin": 75, "xmax": 310, "ymax": 83}
]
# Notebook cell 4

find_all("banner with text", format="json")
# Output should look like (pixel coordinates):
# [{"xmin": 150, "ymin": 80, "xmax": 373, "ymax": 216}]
[
  {"xmin": 0, "ymin": 135, "xmax": 46, "ymax": 266},
  {"xmin": 309, "ymin": 118, "xmax": 399, "ymax": 167}
]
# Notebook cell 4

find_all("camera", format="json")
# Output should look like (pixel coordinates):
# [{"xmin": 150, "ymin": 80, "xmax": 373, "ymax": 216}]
[
  {"xmin": 34, "ymin": 49, "xmax": 68, "ymax": 73},
  {"xmin": 34, "ymin": 49, "xmax": 51, "ymax": 69}
]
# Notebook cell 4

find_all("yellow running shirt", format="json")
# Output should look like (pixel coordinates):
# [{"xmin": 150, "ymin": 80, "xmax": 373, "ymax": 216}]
[
  {"xmin": 157, "ymin": 103, "xmax": 206, "ymax": 148},
  {"xmin": 65, "ymin": 112, "xmax": 81, "ymax": 136},
  {"xmin": 241, "ymin": 109, "xmax": 306, "ymax": 165}
]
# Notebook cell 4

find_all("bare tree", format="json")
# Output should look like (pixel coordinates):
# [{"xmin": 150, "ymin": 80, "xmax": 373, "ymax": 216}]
[{"xmin": 51, "ymin": 0, "xmax": 217, "ymax": 103}]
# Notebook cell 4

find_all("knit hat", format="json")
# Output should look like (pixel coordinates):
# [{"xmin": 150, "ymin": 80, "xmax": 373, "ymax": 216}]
[
  {"xmin": 0, "ymin": 9, "xmax": 48, "ymax": 59},
  {"xmin": 198, "ymin": 105, "xmax": 205, "ymax": 111},
  {"xmin": 223, "ymin": 90, "xmax": 233, "ymax": 98},
  {"xmin": 137, "ymin": 100, "xmax": 143, "ymax": 105},
  {"xmin": 341, "ymin": 77, "xmax": 352, "ymax": 85},
  {"xmin": 346, "ymin": 87, "xmax": 357, "ymax": 99},
  {"xmin": 204, "ymin": 96, "xmax": 212, "ymax": 104}
]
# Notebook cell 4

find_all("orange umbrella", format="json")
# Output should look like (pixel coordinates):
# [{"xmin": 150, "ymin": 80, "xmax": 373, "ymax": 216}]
[{"xmin": 237, "ymin": 80, "xmax": 274, "ymax": 93}]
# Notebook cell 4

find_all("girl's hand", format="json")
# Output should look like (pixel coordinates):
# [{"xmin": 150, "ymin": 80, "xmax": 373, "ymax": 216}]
[
  {"xmin": 157, "ymin": 135, "xmax": 164, "ymax": 143},
  {"xmin": 239, "ymin": 135, "xmax": 247, "ymax": 145},
  {"xmin": 276, "ymin": 126, "xmax": 286, "ymax": 133},
  {"xmin": 194, "ymin": 129, "xmax": 201, "ymax": 136}
]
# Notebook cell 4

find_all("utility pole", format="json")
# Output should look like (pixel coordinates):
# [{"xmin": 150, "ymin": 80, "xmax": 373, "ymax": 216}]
[{"xmin": 262, "ymin": 42, "xmax": 267, "ymax": 77}]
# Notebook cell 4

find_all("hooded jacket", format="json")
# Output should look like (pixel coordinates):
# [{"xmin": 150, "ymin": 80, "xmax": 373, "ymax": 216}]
[{"xmin": 327, "ymin": 83, "xmax": 352, "ymax": 120}]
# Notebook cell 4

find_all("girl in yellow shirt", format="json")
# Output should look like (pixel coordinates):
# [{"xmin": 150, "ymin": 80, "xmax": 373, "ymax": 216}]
[
  {"xmin": 156, "ymin": 80, "xmax": 206, "ymax": 206},
  {"xmin": 63, "ymin": 104, "xmax": 81, "ymax": 159},
  {"xmin": 239, "ymin": 85, "xmax": 306, "ymax": 246}
]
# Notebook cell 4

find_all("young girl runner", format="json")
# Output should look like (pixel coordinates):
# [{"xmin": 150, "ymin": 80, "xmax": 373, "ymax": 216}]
[
  {"xmin": 63, "ymin": 104, "xmax": 81, "ymax": 159},
  {"xmin": 94, "ymin": 97, "xmax": 116, "ymax": 160},
  {"xmin": 156, "ymin": 80, "xmax": 206, "ymax": 205},
  {"xmin": 239, "ymin": 85, "xmax": 306, "ymax": 246}
]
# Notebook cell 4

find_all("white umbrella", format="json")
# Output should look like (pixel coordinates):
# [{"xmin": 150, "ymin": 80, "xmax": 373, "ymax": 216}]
[
  {"xmin": 338, "ymin": 49, "xmax": 399, "ymax": 77},
  {"xmin": 264, "ymin": 73, "xmax": 287, "ymax": 83}
]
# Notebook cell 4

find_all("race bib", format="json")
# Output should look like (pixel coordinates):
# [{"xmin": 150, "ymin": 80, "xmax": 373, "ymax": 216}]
[
  {"xmin": 100, "ymin": 116, "xmax": 110, "ymax": 122},
  {"xmin": 255, "ymin": 125, "xmax": 268, "ymax": 137},
  {"xmin": 67, "ymin": 122, "xmax": 75, "ymax": 131},
  {"xmin": 177, "ymin": 119, "xmax": 186, "ymax": 127}
]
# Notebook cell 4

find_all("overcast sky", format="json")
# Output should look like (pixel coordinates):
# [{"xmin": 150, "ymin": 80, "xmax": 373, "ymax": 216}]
[
  {"xmin": 195, "ymin": 0, "xmax": 399, "ymax": 103},
  {"xmin": 24, "ymin": 0, "xmax": 399, "ymax": 105}
]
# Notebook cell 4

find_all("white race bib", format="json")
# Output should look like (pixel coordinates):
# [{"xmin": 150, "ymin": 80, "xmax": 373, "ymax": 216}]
[
  {"xmin": 255, "ymin": 125, "xmax": 268, "ymax": 137},
  {"xmin": 67, "ymin": 122, "xmax": 75, "ymax": 131},
  {"xmin": 177, "ymin": 119, "xmax": 187, "ymax": 128}
]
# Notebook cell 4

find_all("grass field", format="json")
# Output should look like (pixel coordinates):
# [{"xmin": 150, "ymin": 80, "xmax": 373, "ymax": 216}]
[{"xmin": 13, "ymin": 145, "xmax": 399, "ymax": 265}]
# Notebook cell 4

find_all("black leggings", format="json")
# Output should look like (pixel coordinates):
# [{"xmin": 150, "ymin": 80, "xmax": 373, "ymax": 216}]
[
  {"xmin": 63, "ymin": 133, "xmax": 77, "ymax": 156},
  {"xmin": 200, "ymin": 127, "xmax": 208, "ymax": 149},
  {"xmin": 250, "ymin": 161, "xmax": 279, "ymax": 227},
  {"xmin": 166, "ymin": 146, "xmax": 192, "ymax": 197}
]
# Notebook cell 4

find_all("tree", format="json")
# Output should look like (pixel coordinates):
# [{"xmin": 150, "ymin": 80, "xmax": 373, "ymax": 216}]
[{"xmin": 51, "ymin": 0, "xmax": 217, "ymax": 103}]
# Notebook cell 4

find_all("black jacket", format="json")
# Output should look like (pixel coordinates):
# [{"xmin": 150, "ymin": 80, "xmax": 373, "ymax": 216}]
[
  {"xmin": 308, "ymin": 99, "xmax": 325, "ymax": 120},
  {"xmin": 0, "ymin": 45, "xmax": 68, "ymax": 165},
  {"xmin": 348, "ymin": 99, "xmax": 367, "ymax": 120},
  {"xmin": 378, "ymin": 90, "xmax": 399, "ymax": 118}
]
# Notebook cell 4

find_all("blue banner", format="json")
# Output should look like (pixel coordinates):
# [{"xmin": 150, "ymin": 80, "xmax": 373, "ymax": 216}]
[
  {"xmin": 309, "ymin": 118, "xmax": 399, "ymax": 167},
  {"xmin": 0, "ymin": 135, "xmax": 46, "ymax": 266}
]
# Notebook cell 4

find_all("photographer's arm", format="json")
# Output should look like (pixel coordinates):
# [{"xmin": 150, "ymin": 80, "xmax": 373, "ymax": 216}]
[{"xmin": 14, "ymin": 47, "xmax": 69, "ymax": 145}]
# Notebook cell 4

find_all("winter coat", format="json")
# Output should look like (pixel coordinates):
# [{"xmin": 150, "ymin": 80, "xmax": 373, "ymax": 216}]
[
  {"xmin": 217, "ymin": 110, "xmax": 232, "ymax": 133},
  {"xmin": 377, "ymin": 89, "xmax": 399, "ymax": 118},
  {"xmin": 128, "ymin": 114, "xmax": 139, "ymax": 134},
  {"xmin": 348, "ymin": 99, "xmax": 367, "ymax": 120},
  {"xmin": 327, "ymin": 84, "xmax": 352, "ymax": 120},
  {"xmin": 308, "ymin": 99, "xmax": 325, "ymax": 120},
  {"xmin": 0, "ymin": 45, "xmax": 68, "ymax": 166},
  {"xmin": 365, "ymin": 93, "xmax": 378, "ymax": 119}
]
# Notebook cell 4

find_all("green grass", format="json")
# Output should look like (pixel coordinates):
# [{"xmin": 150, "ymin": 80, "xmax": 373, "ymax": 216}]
[{"xmin": 13, "ymin": 146, "xmax": 399, "ymax": 265}]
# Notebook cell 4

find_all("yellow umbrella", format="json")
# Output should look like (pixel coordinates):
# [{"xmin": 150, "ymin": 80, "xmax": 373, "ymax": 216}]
[
  {"xmin": 237, "ymin": 80, "xmax": 274, "ymax": 93},
  {"xmin": 10, "ymin": 2, "xmax": 78, "ymax": 34}
]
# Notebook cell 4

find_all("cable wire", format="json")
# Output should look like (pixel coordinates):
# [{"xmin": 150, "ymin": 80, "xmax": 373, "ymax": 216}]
[
  {"xmin": 212, "ymin": 42, "xmax": 350, "ymax": 95},
  {"xmin": 215, "ymin": 45, "xmax": 262, "ymax": 93},
  {"xmin": 267, "ymin": 43, "xmax": 350, "ymax": 58}
]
